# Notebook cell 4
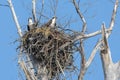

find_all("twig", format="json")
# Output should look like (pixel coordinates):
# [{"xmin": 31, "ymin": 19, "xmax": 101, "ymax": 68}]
[
  {"xmin": 53, "ymin": 0, "xmax": 58, "ymax": 15},
  {"xmin": 38, "ymin": 0, "xmax": 44, "ymax": 23},
  {"xmin": 32, "ymin": 0, "xmax": 37, "ymax": 22},
  {"xmin": 0, "ymin": 4, "xmax": 9, "ymax": 7},
  {"xmin": 56, "ymin": 60, "xmax": 65, "ymax": 77},
  {"xmin": 72, "ymin": 0, "xmax": 87, "ymax": 33},
  {"xmin": 50, "ymin": 0, "xmax": 58, "ymax": 15},
  {"xmin": 63, "ymin": 17, "xmax": 72, "ymax": 28},
  {"xmin": 7, "ymin": 0, "xmax": 23, "ymax": 37}
]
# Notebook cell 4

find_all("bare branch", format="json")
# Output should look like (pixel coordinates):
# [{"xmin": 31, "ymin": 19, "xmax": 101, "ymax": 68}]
[
  {"xmin": 85, "ymin": 24, "xmax": 113, "ymax": 69},
  {"xmin": 72, "ymin": 0, "xmax": 87, "ymax": 33},
  {"xmin": 78, "ymin": 40, "xmax": 86, "ymax": 80},
  {"xmin": 86, "ymin": 0, "xmax": 119, "ymax": 69},
  {"xmin": 26, "ymin": 55, "xmax": 38, "ymax": 80},
  {"xmin": 85, "ymin": 29, "xmax": 109, "ymax": 38},
  {"xmin": 99, "ymin": 1, "xmax": 119, "ymax": 74},
  {"xmin": 85, "ymin": 23, "xmax": 113, "ymax": 69},
  {"xmin": 18, "ymin": 48, "xmax": 32, "ymax": 80},
  {"xmin": 102, "ymin": 23, "xmax": 109, "ymax": 51},
  {"xmin": 18, "ymin": 48, "xmax": 37, "ymax": 80},
  {"xmin": 59, "ymin": 28, "xmax": 112, "ymax": 50},
  {"xmin": 32, "ymin": 0, "xmax": 37, "ymax": 22},
  {"xmin": 85, "ymin": 39, "xmax": 101, "ymax": 68},
  {"xmin": 7, "ymin": 0, "xmax": 23, "ymax": 37},
  {"xmin": 100, "ymin": 24, "xmax": 113, "ymax": 80},
  {"xmin": 19, "ymin": 61, "xmax": 32, "ymax": 80},
  {"xmin": 109, "ymin": 0, "xmax": 119, "ymax": 31}
]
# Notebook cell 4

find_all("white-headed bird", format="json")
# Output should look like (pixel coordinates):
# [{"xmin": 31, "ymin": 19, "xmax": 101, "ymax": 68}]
[
  {"xmin": 45, "ymin": 16, "xmax": 57, "ymax": 28},
  {"xmin": 49, "ymin": 16, "xmax": 57, "ymax": 28},
  {"xmin": 27, "ymin": 17, "xmax": 37, "ymax": 31}
]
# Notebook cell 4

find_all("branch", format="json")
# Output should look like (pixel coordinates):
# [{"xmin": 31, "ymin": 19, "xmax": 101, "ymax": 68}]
[
  {"xmin": 85, "ymin": 39, "xmax": 101, "ymax": 68},
  {"xmin": 59, "ymin": 28, "xmax": 112, "ymax": 71},
  {"xmin": 19, "ymin": 61, "xmax": 32, "ymax": 80},
  {"xmin": 78, "ymin": 40, "xmax": 86, "ymax": 80},
  {"xmin": 100, "ymin": 0, "xmax": 119, "ymax": 72},
  {"xmin": 8, "ymin": 0, "xmax": 38, "ymax": 79},
  {"xmin": 7, "ymin": 0, "xmax": 23, "ymax": 37},
  {"xmin": 85, "ymin": 24, "xmax": 112, "ymax": 68},
  {"xmin": 101, "ymin": 24, "xmax": 109, "ymax": 51},
  {"xmin": 59, "ymin": 28, "xmax": 111, "ymax": 50},
  {"xmin": 18, "ymin": 48, "xmax": 37, "ymax": 80},
  {"xmin": 85, "ymin": 23, "xmax": 111, "ymax": 69},
  {"xmin": 100, "ymin": 24, "xmax": 113, "ymax": 80},
  {"xmin": 86, "ymin": 0, "xmax": 119, "ymax": 69},
  {"xmin": 18, "ymin": 48, "xmax": 33, "ymax": 80},
  {"xmin": 71, "ymin": 1, "xmax": 119, "ymax": 71},
  {"xmin": 72, "ymin": 0, "xmax": 87, "ymax": 33},
  {"xmin": 85, "ymin": 29, "xmax": 109, "ymax": 38},
  {"xmin": 100, "ymin": 23, "xmax": 112, "ymax": 65},
  {"xmin": 32, "ymin": 0, "xmax": 37, "ymax": 22},
  {"xmin": 109, "ymin": 0, "xmax": 119, "ymax": 31},
  {"xmin": 60, "ymin": 0, "xmax": 119, "ymax": 68}
]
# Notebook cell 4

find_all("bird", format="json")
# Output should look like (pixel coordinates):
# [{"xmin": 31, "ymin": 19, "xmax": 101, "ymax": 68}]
[
  {"xmin": 27, "ymin": 17, "xmax": 37, "ymax": 31},
  {"xmin": 49, "ymin": 16, "xmax": 57, "ymax": 28},
  {"xmin": 40, "ymin": 16, "xmax": 57, "ymax": 39},
  {"xmin": 44, "ymin": 16, "xmax": 57, "ymax": 28}
]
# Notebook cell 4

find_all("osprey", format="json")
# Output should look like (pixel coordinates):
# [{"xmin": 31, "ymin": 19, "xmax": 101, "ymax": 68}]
[
  {"xmin": 27, "ymin": 17, "xmax": 37, "ymax": 31},
  {"xmin": 45, "ymin": 16, "xmax": 57, "ymax": 28}
]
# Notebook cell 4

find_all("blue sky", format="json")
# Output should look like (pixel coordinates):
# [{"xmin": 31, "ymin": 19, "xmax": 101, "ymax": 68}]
[{"xmin": 0, "ymin": 0, "xmax": 120, "ymax": 80}]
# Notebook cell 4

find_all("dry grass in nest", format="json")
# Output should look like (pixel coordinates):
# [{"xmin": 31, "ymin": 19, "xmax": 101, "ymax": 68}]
[{"xmin": 21, "ymin": 26, "xmax": 75, "ymax": 79}]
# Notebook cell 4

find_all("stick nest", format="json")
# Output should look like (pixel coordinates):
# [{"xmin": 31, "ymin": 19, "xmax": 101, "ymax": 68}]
[{"xmin": 21, "ymin": 26, "xmax": 75, "ymax": 79}]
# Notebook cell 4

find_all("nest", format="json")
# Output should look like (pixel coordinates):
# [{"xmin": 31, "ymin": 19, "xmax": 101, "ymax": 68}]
[{"xmin": 21, "ymin": 26, "xmax": 75, "ymax": 79}]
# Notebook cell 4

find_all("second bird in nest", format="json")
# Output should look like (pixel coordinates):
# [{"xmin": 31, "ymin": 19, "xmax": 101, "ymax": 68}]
[{"xmin": 27, "ymin": 16, "xmax": 57, "ymax": 31}]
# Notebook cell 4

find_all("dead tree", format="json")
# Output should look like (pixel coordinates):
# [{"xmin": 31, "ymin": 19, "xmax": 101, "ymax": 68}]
[{"xmin": 7, "ymin": 0, "xmax": 120, "ymax": 80}]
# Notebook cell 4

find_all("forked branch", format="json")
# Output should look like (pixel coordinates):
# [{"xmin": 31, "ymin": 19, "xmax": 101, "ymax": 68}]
[{"xmin": 86, "ymin": 0, "xmax": 119, "ymax": 68}]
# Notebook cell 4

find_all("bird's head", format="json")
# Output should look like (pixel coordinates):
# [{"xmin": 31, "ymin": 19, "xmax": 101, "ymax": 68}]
[
  {"xmin": 51, "ymin": 16, "xmax": 57, "ymax": 26},
  {"xmin": 28, "ymin": 17, "xmax": 33, "ymax": 25},
  {"xmin": 52, "ymin": 16, "xmax": 57, "ymax": 21}
]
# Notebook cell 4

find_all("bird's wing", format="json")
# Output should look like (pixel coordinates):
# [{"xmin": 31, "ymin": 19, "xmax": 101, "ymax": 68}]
[{"xmin": 27, "ymin": 25, "xmax": 30, "ymax": 31}]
